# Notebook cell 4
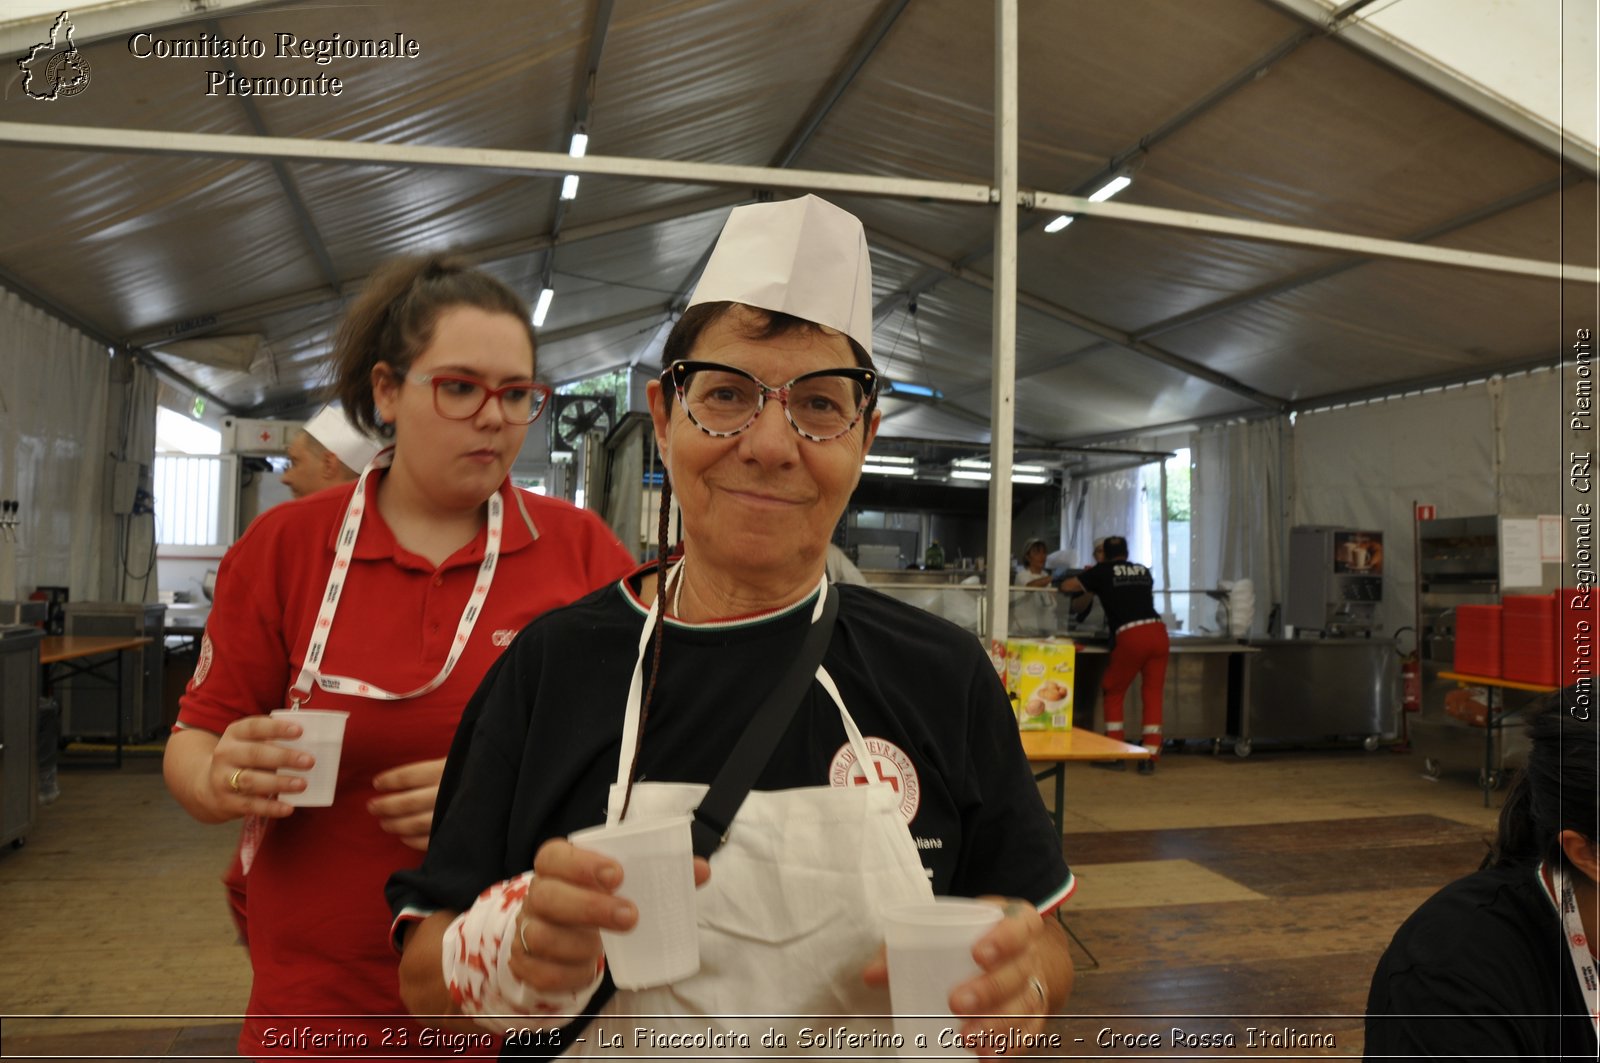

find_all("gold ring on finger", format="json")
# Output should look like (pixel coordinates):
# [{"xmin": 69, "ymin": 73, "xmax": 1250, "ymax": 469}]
[
  {"xmin": 227, "ymin": 767, "xmax": 245, "ymax": 793},
  {"xmin": 1028, "ymin": 975, "xmax": 1048, "ymax": 1009}
]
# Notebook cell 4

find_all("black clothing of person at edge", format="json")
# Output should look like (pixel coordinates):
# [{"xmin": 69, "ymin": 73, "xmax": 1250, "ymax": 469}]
[
  {"xmin": 1364, "ymin": 693, "xmax": 1600, "ymax": 1061},
  {"xmin": 1363, "ymin": 865, "xmax": 1592, "ymax": 1060},
  {"xmin": 387, "ymin": 568, "xmax": 1074, "ymax": 1052}
]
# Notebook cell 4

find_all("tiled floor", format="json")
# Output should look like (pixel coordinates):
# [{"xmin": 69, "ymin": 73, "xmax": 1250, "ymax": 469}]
[{"xmin": 0, "ymin": 740, "xmax": 1502, "ymax": 1058}]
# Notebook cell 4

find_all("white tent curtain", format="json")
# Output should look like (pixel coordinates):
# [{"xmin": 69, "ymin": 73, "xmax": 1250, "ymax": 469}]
[
  {"xmin": 1499, "ymin": 368, "xmax": 1565, "ymax": 519},
  {"xmin": 1073, "ymin": 464, "xmax": 1149, "ymax": 567},
  {"xmin": 1291, "ymin": 380, "xmax": 1510, "ymax": 635},
  {"xmin": 1191, "ymin": 417, "xmax": 1286, "ymax": 636},
  {"xmin": 0, "ymin": 290, "xmax": 112, "ymax": 603}
]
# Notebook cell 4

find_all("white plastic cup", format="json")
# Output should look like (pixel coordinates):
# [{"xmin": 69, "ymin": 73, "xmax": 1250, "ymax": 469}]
[
  {"xmin": 882, "ymin": 898, "xmax": 1005, "ymax": 1057},
  {"xmin": 568, "ymin": 814, "xmax": 699, "ymax": 989},
  {"xmin": 269, "ymin": 709, "xmax": 349, "ymax": 807}
]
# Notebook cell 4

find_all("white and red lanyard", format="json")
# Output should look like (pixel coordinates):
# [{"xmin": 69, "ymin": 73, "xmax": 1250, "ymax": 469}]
[
  {"xmin": 287, "ymin": 447, "xmax": 503, "ymax": 708},
  {"xmin": 1539, "ymin": 858, "xmax": 1600, "ymax": 1039}
]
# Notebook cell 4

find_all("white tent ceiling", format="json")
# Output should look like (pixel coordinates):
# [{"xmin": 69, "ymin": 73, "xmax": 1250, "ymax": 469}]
[{"xmin": 0, "ymin": 0, "xmax": 1593, "ymax": 449}]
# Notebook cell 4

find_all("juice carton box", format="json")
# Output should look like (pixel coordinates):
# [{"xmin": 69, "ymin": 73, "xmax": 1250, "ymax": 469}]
[
  {"xmin": 1005, "ymin": 638, "xmax": 1076, "ymax": 731},
  {"xmin": 988, "ymin": 638, "xmax": 1009, "ymax": 683}
]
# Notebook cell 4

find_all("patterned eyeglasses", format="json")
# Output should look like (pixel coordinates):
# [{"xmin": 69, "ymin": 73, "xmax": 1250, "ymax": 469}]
[{"xmin": 663, "ymin": 360, "xmax": 877, "ymax": 442}]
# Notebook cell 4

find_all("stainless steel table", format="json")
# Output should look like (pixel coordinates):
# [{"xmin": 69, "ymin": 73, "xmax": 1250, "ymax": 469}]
[{"xmin": 1239, "ymin": 637, "xmax": 1400, "ymax": 755}]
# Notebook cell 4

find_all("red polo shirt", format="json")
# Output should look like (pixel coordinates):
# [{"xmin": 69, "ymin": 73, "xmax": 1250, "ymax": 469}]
[{"xmin": 178, "ymin": 474, "xmax": 633, "ymax": 1057}]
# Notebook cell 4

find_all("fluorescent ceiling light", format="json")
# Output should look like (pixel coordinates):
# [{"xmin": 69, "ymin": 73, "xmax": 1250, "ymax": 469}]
[
  {"xmin": 560, "ymin": 174, "xmax": 580, "ymax": 200},
  {"xmin": 862, "ymin": 464, "xmax": 916, "ymax": 477},
  {"xmin": 533, "ymin": 287, "xmax": 555, "ymax": 327},
  {"xmin": 950, "ymin": 469, "xmax": 1052, "ymax": 484},
  {"xmin": 949, "ymin": 457, "xmax": 1050, "ymax": 485},
  {"xmin": 951, "ymin": 458, "xmax": 1046, "ymax": 475},
  {"xmin": 568, "ymin": 132, "xmax": 589, "ymax": 158},
  {"xmin": 1087, "ymin": 175, "xmax": 1132, "ymax": 203},
  {"xmin": 883, "ymin": 379, "xmax": 944, "ymax": 400},
  {"xmin": 1043, "ymin": 215, "xmax": 1074, "ymax": 233},
  {"xmin": 866, "ymin": 454, "xmax": 915, "ymax": 465}
]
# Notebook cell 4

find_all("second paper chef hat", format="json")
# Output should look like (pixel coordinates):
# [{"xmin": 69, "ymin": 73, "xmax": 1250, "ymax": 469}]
[
  {"xmin": 687, "ymin": 194, "xmax": 874, "ymax": 359},
  {"xmin": 304, "ymin": 405, "xmax": 383, "ymax": 473}
]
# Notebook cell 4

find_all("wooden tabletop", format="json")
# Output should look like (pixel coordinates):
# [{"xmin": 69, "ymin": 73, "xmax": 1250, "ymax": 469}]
[
  {"xmin": 1021, "ymin": 727, "xmax": 1151, "ymax": 762},
  {"xmin": 1438, "ymin": 670, "xmax": 1558, "ymax": 694},
  {"xmin": 40, "ymin": 635, "xmax": 153, "ymax": 665}
]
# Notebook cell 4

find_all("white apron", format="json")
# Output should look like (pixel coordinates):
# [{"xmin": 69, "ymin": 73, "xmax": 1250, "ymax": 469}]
[{"xmin": 566, "ymin": 576, "xmax": 934, "ymax": 1057}]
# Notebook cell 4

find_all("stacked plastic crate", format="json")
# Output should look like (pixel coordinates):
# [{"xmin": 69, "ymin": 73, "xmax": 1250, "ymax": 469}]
[
  {"xmin": 1501, "ymin": 595, "xmax": 1557, "ymax": 686},
  {"xmin": 1453, "ymin": 604, "xmax": 1503, "ymax": 677}
]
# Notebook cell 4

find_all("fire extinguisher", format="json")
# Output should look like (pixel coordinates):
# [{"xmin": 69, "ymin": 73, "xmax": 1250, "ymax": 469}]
[{"xmin": 1396, "ymin": 627, "xmax": 1422, "ymax": 713}]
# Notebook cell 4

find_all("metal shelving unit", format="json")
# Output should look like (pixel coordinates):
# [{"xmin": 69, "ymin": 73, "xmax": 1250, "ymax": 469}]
[{"xmin": 1409, "ymin": 515, "xmax": 1532, "ymax": 790}]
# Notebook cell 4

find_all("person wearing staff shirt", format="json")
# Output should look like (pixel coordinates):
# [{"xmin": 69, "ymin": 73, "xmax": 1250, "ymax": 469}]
[
  {"xmin": 390, "ymin": 195, "xmax": 1074, "ymax": 1058},
  {"xmin": 279, "ymin": 405, "xmax": 383, "ymax": 499},
  {"xmin": 163, "ymin": 254, "xmax": 635, "ymax": 1059},
  {"xmin": 1058, "ymin": 535, "xmax": 1166, "ymax": 774}
]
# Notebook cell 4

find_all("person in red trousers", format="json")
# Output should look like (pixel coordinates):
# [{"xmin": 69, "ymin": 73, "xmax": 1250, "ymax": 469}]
[{"xmin": 1059, "ymin": 535, "xmax": 1168, "ymax": 774}]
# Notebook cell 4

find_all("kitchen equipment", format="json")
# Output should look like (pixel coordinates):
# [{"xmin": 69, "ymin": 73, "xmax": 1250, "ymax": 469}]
[
  {"xmin": 1285, "ymin": 526, "xmax": 1384, "ymax": 638},
  {"xmin": 59, "ymin": 602, "xmax": 166, "ymax": 743}
]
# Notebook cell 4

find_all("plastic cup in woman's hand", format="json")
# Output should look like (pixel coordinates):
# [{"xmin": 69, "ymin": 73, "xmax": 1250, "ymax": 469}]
[
  {"xmin": 882, "ymin": 898, "xmax": 1003, "ymax": 1056},
  {"xmin": 269, "ymin": 709, "xmax": 348, "ymax": 807},
  {"xmin": 569, "ymin": 814, "xmax": 699, "ymax": 989}
]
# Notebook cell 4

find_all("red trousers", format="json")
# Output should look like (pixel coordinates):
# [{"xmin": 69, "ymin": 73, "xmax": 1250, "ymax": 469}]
[{"xmin": 1102, "ymin": 621, "xmax": 1170, "ymax": 753}]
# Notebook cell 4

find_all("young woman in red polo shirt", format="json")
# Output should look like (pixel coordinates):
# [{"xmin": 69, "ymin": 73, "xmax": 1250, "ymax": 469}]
[{"xmin": 163, "ymin": 255, "xmax": 635, "ymax": 1059}]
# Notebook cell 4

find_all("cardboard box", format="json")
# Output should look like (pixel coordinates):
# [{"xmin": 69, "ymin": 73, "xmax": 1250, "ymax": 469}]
[{"xmin": 1005, "ymin": 638, "xmax": 1076, "ymax": 731}]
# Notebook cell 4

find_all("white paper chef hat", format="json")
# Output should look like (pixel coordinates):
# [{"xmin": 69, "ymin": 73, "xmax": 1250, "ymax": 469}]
[
  {"xmin": 303, "ymin": 405, "xmax": 382, "ymax": 473},
  {"xmin": 687, "ymin": 194, "xmax": 874, "ymax": 358}
]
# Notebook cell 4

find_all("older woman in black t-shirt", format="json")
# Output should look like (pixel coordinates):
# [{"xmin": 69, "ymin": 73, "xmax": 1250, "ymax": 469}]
[{"xmin": 389, "ymin": 196, "xmax": 1075, "ymax": 1059}]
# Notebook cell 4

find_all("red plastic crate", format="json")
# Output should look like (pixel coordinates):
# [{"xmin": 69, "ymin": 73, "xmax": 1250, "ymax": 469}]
[
  {"xmin": 1454, "ymin": 604, "xmax": 1503, "ymax": 678},
  {"xmin": 1502, "ymin": 594, "xmax": 1557, "ymax": 686}
]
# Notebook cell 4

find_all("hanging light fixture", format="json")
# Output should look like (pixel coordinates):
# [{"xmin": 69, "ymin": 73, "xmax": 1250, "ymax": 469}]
[
  {"xmin": 882, "ymin": 379, "xmax": 944, "ymax": 400},
  {"xmin": 1087, "ymin": 174, "xmax": 1132, "ymax": 202},
  {"xmin": 949, "ymin": 458, "xmax": 1051, "ymax": 485},
  {"xmin": 561, "ymin": 127, "xmax": 588, "ymax": 201},
  {"xmin": 1044, "ymin": 173, "xmax": 1132, "ymax": 234},
  {"xmin": 862, "ymin": 454, "xmax": 917, "ymax": 477},
  {"xmin": 533, "ymin": 286, "xmax": 555, "ymax": 327}
]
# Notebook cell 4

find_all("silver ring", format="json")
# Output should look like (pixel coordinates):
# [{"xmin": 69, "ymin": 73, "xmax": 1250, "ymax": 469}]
[
  {"xmin": 1027, "ymin": 975, "xmax": 1047, "ymax": 1010},
  {"xmin": 517, "ymin": 917, "xmax": 533, "ymax": 954}
]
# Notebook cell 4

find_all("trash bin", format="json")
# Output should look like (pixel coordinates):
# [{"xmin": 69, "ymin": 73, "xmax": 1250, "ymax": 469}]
[{"xmin": 37, "ymin": 697, "xmax": 60, "ymax": 805}]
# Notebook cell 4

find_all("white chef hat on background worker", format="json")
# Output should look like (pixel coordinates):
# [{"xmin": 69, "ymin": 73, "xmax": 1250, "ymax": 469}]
[
  {"xmin": 303, "ymin": 405, "xmax": 383, "ymax": 474},
  {"xmin": 281, "ymin": 405, "xmax": 385, "ymax": 500}
]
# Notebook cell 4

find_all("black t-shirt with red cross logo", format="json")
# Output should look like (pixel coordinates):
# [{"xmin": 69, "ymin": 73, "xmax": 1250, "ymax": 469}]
[{"xmin": 390, "ymin": 568, "xmax": 1074, "ymax": 930}]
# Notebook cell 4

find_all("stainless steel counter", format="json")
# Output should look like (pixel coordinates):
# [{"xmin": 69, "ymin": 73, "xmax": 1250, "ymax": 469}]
[
  {"xmin": 1239, "ymin": 637, "xmax": 1399, "ymax": 753},
  {"xmin": 1071, "ymin": 636, "xmax": 1256, "ymax": 748},
  {"xmin": 1068, "ymin": 635, "xmax": 1398, "ymax": 756}
]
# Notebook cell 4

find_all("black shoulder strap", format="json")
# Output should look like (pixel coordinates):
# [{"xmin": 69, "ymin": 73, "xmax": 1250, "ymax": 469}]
[{"xmin": 690, "ymin": 584, "xmax": 839, "ymax": 858}]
